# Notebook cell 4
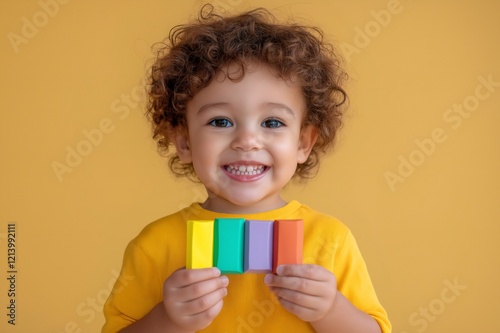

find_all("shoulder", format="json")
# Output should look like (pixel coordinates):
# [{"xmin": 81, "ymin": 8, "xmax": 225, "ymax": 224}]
[
  {"xmin": 140, "ymin": 208, "xmax": 187, "ymax": 236},
  {"xmin": 296, "ymin": 203, "xmax": 357, "ymax": 269},
  {"xmin": 128, "ymin": 204, "xmax": 202, "ymax": 254},
  {"xmin": 137, "ymin": 202, "xmax": 207, "ymax": 236},
  {"xmin": 295, "ymin": 202, "xmax": 351, "ymax": 237}
]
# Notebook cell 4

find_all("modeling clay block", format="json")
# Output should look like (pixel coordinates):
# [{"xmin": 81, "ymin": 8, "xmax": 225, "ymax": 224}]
[
  {"xmin": 272, "ymin": 219, "xmax": 304, "ymax": 273},
  {"xmin": 214, "ymin": 218, "xmax": 246, "ymax": 274},
  {"xmin": 186, "ymin": 220, "xmax": 214, "ymax": 269},
  {"xmin": 244, "ymin": 220, "xmax": 274, "ymax": 273}
]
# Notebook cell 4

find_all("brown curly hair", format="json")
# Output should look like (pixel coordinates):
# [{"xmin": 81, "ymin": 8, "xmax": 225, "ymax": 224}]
[{"xmin": 146, "ymin": 4, "xmax": 348, "ymax": 180}]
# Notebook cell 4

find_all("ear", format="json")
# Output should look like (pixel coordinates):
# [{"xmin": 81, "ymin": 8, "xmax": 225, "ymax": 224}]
[
  {"xmin": 173, "ymin": 129, "xmax": 192, "ymax": 164},
  {"xmin": 297, "ymin": 125, "xmax": 318, "ymax": 164}
]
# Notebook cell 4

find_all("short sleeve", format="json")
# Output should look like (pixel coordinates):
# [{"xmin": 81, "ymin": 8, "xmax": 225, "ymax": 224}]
[
  {"xmin": 102, "ymin": 241, "xmax": 163, "ymax": 333},
  {"xmin": 333, "ymin": 231, "xmax": 392, "ymax": 333}
]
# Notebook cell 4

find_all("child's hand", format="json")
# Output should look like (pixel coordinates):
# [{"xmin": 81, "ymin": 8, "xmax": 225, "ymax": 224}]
[
  {"xmin": 162, "ymin": 267, "xmax": 229, "ymax": 332},
  {"xmin": 264, "ymin": 264, "xmax": 337, "ymax": 322}
]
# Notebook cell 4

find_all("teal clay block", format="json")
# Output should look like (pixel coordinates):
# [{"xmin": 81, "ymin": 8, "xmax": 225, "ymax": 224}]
[{"xmin": 214, "ymin": 218, "xmax": 246, "ymax": 274}]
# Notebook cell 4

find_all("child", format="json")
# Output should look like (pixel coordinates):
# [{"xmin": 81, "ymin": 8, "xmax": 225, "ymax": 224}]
[{"xmin": 103, "ymin": 5, "xmax": 391, "ymax": 333}]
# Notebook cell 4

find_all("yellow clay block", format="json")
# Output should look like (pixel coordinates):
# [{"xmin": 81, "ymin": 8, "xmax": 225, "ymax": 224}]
[{"xmin": 186, "ymin": 220, "xmax": 214, "ymax": 269}]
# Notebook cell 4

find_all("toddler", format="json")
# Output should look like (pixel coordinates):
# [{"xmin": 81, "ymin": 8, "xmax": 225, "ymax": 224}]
[{"xmin": 103, "ymin": 5, "xmax": 391, "ymax": 333}]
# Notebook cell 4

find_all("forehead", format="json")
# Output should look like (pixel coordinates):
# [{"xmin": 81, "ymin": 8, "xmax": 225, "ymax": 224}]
[
  {"xmin": 188, "ymin": 62, "xmax": 305, "ymax": 111},
  {"xmin": 215, "ymin": 61, "xmax": 300, "ymax": 85}
]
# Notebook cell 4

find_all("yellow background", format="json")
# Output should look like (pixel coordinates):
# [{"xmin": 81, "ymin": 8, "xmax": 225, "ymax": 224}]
[{"xmin": 1, "ymin": 0, "xmax": 499, "ymax": 332}]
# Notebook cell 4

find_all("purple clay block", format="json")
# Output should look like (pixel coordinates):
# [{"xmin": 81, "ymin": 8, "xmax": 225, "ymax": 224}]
[{"xmin": 244, "ymin": 220, "xmax": 274, "ymax": 273}]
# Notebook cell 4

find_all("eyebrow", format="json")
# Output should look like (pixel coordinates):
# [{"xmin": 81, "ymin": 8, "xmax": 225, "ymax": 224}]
[
  {"xmin": 196, "ymin": 102, "xmax": 297, "ymax": 118},
  {"xmin": 265, "ymin": 102, "xmax": 296, "ymax": 118},
  {"xmin": 197, "ymin": 102, "xmax": 231, "ymax": 114}
]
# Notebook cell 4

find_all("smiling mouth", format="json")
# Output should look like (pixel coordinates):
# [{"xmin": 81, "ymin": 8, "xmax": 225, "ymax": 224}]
[{"xmin": 224, "ymin": 165, "xmax": 267, "ymax": 176}]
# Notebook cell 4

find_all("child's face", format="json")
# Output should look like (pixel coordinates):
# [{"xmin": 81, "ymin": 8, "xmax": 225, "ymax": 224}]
[{"xmin": 175, "ymin": 62, "xmax": 317, "ymax": 214}]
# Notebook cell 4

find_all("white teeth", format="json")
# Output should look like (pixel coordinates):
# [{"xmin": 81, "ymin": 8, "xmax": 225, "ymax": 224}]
[{"xmin": 226, "ymin": 165, "xmax": 265, "ymax": 176}]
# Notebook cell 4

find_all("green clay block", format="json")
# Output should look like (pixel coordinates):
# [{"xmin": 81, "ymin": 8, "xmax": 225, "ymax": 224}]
[{"xmin": 214, "ymin": 218, "xmax": 246, "ymax": 274}]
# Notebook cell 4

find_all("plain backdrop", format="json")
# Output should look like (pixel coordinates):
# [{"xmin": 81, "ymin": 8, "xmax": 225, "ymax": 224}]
[{"xmin": 1, "ymin": 0, "xmax": 499, "ymax": 332}]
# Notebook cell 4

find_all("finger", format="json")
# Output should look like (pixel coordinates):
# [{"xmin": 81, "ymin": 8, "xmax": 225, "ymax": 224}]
[
  {"xmin": 276, "ymin": 264, "xmax": 331, "ymax": 281},
  {"xmin": 179, "ymin": 275, "xmax": 229, "ymax": 301},
  {"xmin": 270, "ymin": 286, "xmax": 319, "ymax": 309},
  {"xmin": 185, "ymin": 298, "xmax": 225, "ymax": 330},
  {"xmin": 265, "ymin": 274, "xmax": 321, "ymax": 295},
  {"xmin": 275, "ymin": 296, "xmax": 318, "ymax": 321},
  {"xmin": 166, "ymin": 267, "xmax": 221, "ymax": 289},
  {"xmin": 182, "ymin": 286, "xmax": 228, "ymax": 315}
]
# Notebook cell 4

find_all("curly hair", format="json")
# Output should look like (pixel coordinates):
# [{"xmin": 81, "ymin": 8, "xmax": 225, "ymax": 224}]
[{"xmin": 146, "ymin": 4, "xmax": 348, "ymax": 180}]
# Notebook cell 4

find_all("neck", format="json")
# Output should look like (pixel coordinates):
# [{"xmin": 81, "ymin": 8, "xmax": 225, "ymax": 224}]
[{"xmin": 201, "ymin": 195, "xmax": 287, "ymax": 214}]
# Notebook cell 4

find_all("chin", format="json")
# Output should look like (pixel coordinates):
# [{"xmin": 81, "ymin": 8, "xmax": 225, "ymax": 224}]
[{"xmin": 228, "ymin": 198, "xmax": 261, "ymax": 208}]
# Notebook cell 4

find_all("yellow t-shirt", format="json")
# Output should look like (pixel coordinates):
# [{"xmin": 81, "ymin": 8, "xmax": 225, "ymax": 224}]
[{"xmin": 102, "ymin": 201, "xmax": 391, "ymax": 332}]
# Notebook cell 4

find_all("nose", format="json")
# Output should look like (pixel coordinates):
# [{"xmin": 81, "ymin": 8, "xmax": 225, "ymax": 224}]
[{"xmin": 230, "ymin": 125, "xmax": 263, "ymax": 151}]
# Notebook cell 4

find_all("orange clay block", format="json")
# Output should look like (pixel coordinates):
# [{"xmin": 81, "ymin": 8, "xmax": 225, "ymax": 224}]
[
  {"xmin": 272, "ymin": 219, "xmax": 304, "ymax": 273},
  {"xmin": 186, "ymin": 220, "xmax": 214, "ymax": 269}
]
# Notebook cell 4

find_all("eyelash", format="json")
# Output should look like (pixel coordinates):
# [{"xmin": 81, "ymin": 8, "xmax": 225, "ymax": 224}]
[
  {"xmin": 261, "ymin": 118, "xmax": 285, "ymax": 128},
  {"xmin": 208, "ymin": 117, "xmax": 233, "ymax": 127},
  {"xmin": 207, "ymin": 117, "xmax": 285, "ymax": 128}
]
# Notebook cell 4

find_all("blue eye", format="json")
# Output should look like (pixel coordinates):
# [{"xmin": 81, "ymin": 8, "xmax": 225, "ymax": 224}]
[
  {"xmin": 262, "ymin": 119, "xmax": 284, "ymax": 128},
  {"xmin": 208, "ymin": 118, "xmax": 233, "ymax": 127}
]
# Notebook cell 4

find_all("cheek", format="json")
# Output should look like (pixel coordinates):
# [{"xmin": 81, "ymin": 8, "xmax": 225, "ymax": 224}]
[
  {"xmin": 190, "ymin": 136, "xmax": 223, "ymax": 163},
  {"xmin": 267, "ymin": 134, "xmax": 301, "ymax": 154}
]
